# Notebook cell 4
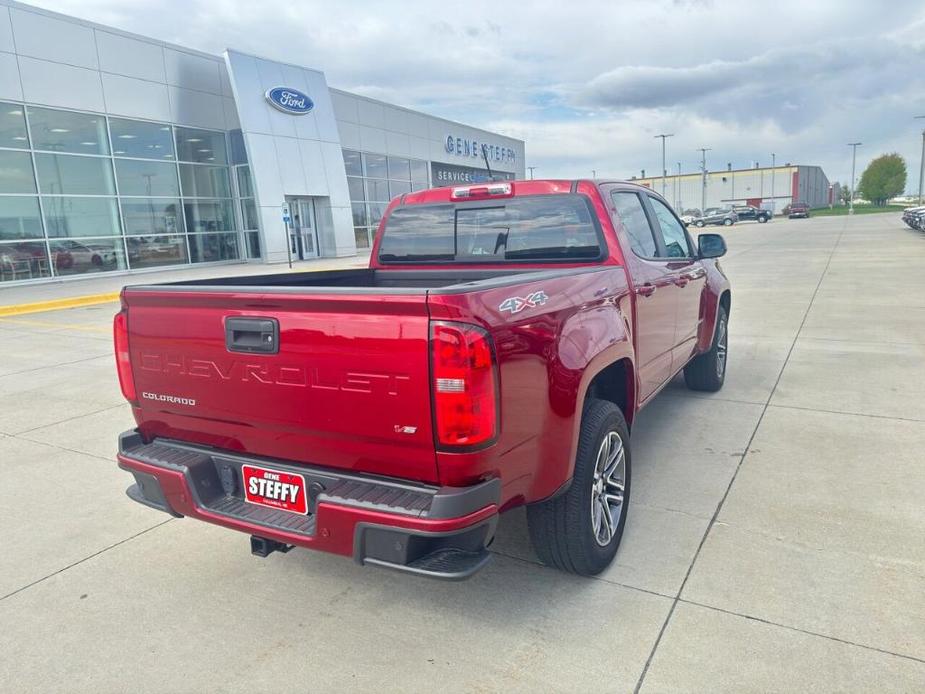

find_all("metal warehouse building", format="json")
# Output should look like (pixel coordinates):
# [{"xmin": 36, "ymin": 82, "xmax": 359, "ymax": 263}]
[
  {"xmin": 636, "ymin": 164, "xmax": 832, "ymax": 215},
  {"xmin": 0, "ymin": 0, "xmax": 524, "ymax": 285}
]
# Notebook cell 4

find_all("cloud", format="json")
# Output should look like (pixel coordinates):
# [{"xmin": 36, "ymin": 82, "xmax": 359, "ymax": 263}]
[{"xmin": 25, "ymin": 0, "xmax": 925, "ymax": 188}]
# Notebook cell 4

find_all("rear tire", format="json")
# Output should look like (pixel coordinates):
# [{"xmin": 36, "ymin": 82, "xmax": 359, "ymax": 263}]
[
  {"xmin": 758, "ymin": 215, "xmax": 768, "ymax": 223},
  {"xmin": 526, "ymin": 399, "xmax": 631, "ymax": 576},
  {"xmin": 684, "ymin": 305, "xmax": 728, "ymax": 392}
]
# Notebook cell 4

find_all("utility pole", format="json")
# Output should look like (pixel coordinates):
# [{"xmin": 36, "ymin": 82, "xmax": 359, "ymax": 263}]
[
  {"xmin": 697, "ymin": 147, "xmax": 711, "ymax": 212},
  {"xmin": 592, "ymin": 169, "xmax": 597, "ymax": 179},
  {"xmin": 770, "ymin": 153, "xmax": 776, "ymax": 213},
  {"xmin": 847, "ymin": 142, "xmax": 862, "ymax": 214},
  {"xmin": 916, "ymin": 116, "xmax": 925, "ymax": 204},
  {"xmin": 676, "ymin": 162, "xmax": 682, "ymax": 209},
  {"xmin": 654, "ymin": 133, "xmax": 674, "ymax": 198},
  {"xmin": 527, "ymin": 166, "xmax": 536, "ymax": 180}
]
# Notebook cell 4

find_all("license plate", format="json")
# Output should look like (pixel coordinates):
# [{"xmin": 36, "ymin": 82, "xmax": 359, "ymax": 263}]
[{"xmin": 242, "ymin": 464, "xmax": 308, "ymax": 515}]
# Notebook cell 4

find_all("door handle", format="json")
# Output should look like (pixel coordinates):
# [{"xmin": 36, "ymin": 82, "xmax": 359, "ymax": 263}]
[
  {"xmin": 225, "ymin": 317, "xmax": 279, "ymax": 354},
  {"xmin": 636, "ymin": 283, "xmax": 657, "ymax": 297},
  {"xmin": 674, "ymin": 277, "xmax": 690, "ymax": 287}
]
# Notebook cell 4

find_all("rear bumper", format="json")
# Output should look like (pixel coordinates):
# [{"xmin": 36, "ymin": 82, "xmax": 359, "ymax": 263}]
[{"xmin": 117, "ymin": 431, "xmax": 500, "ymax": 580}]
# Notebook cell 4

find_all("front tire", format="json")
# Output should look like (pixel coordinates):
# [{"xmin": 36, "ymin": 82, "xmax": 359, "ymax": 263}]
[
  {"xmin": 695, "ymin": 220, "xmax": 705, "ymax": 227},
  {"xmin": 723, "ymin": 218, "xmax": 733, "ymax": 226},
  {"xmin": 684, "ymin": 305, "xmax": 728, "ymax": 392},
  {"xmin": 526, "ymin": 399, "xmax": 631, "ymax": 576},
  {"xmin": 758, "ymin": 215, "xmax": 768, "ymax": 223}
]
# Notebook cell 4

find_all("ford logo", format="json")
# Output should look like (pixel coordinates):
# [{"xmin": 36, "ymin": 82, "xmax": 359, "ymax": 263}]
[{"xmin": 265, "ymin": 87, "xmax": 314, "ymax": 115}]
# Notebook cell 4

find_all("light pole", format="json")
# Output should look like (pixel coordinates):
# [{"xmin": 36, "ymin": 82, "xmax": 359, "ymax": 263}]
[
  {"xmin": 654, "ymin": 133, "xmax": 674, "ymax": 198},
  {"xmin": 592, "ymin": 169, "xmax": 597, "ymax": 179},
  {"xmin": 916, "ymin": 116, "xmax": 925, "ymax": 204},
  {"xmin": 770, "ymin": 153, "xmax": 776, "ymax": 213},
  {"xmin": 847, "ymin": 142, "xmax": 862, "ymax": 214},
  {"xmin": 697, "ymin": 147, "xmax": 711, "ymax": 212},
  {"xmin": 676, "ymin": 162, "xmax": 682, "ymax": 209},
  {"xmin": 527, "ymin": 166, "xmax": 536, "ymax": 180}
]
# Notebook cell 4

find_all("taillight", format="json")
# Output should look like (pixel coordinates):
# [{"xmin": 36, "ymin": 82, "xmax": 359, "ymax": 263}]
[
  {"xmin": 431, "ymin": 322, "xmax": 498, "ymax": 447},
  {"xmin": 113, "ymin": 310, "xmax": 137, "ymax": 403}
]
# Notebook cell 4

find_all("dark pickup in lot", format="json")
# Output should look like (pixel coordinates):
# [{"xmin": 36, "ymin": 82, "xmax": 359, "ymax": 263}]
[{"xmin": 732, "ymin": 205, "xmax": 771, "ymax": 223}]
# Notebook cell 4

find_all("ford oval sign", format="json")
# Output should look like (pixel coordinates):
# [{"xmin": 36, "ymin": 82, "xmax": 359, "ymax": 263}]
[{"xmin": 265, "ymin": 87, "xmax": 314, "ymax": 115}]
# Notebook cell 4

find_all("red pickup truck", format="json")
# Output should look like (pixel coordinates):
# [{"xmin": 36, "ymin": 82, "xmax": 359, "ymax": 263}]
[{"xmin": 115, "ymin": 179, "xmax": 730, "ymax": 580}]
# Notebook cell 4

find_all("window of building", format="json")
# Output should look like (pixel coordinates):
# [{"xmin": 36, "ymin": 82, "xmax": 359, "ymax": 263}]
[
  {"xmin": 126, "ymin": 235, "xmax": 188, "ymax": 268},
  {"xmin": 0, "ymin": 240, "xmax": 51, "ymax": 281},
  {"xmin": 180, "ymin": 164, "xmax": 231, "ymax": 198},
  {"xmin": 388, "ymin": 156, "xmax": 410, "ymax": 181},
  {"xmin": 175, "ymin": 127, "xmax": 227, "ymax": 164},
  {"xmin": 236, "ymin": 166, "xmax": 254, "ymax": 198},
  {"xmin": 35, "ymin": 154, "xmax": 116, "ymax": 196},
  {"xmin": 27, "ymin": 106, "xmax": 109, "ymax": 155},
  {"xmin": 109, "ymin": 118, "xmax": 174, "ymax": 159},
  {"xmin": 1, "ymin": 107, "xmax": 247, "ymax": 283},
  {"xmin": 120, "ymin": 199, "xmax": 184, "ymax": 236},
  {"xmin": 363, "ymin": 153, "xmax": 388, "ymax": 179},
  {"xmin": 0, "ymin": 150, "xmax": 37, "ymax": 193},
  {"xmin": 234, "ymin": 165, "xmax": 259, "ymax": 259},
  {"xmin": 187, "ymin": 232, "xmax": 239, "ymax": 263},
  {"xmin": 0, "ymin": 102, "xmax": 29, "ymax": 149},
  {"xmin": 342, "ymin": 148, "xmax": 428, "ymax": 250},
  {"xmin": 343, "ymin": 149, "xmax": 362, "ymax": 177},
  {"xmin": 43, "ymin": 197, "xmax": 122, "ymax": 238},
  {"xmin": 389, "ymin": 180, "xmax": 411, "ymax": 198},
  {"xmin": 183, "ymin": 199, "xmax": 235, "ymax": 233},
  {"xmin": 410, "ymin": 159, "xmax": 428, "ymax": 190},
  {"xmin": 114, "ymin": 159, "xmax": 180, "ymax": 197},
  {"xmin": 49, "ymin": 237, "xmax": 126, "ymax": 275},
  {"xmin": 347, "ymin": 176, "xmax": 364, "ymax": 201},
  {"xmin": 0, "ymin": 196, "xmax": 43, "ymax": 240},
  {"xmin": 365, "ymin": 178, "xmax": 389, "ymax": 202}
]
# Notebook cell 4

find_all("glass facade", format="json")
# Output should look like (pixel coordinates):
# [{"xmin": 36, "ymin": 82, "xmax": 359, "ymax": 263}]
[
  {"xmin": 342, "ymin": 149, "xmax": 429, "ymax": 249},
  {"xmin": 0, "ymin": 101, "xmax": 249, "ymax": 283}
]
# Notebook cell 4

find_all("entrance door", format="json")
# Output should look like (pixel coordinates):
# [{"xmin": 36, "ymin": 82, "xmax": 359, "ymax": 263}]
[{"xmin": 286, "ymin": 197, "xmax": 318, "ymax": 260}]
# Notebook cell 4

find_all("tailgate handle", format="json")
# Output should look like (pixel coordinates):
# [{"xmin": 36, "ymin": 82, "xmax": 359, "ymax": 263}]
[{"xmin": 225, "ymin": 317, "xmax": 279, "ymax": 354}]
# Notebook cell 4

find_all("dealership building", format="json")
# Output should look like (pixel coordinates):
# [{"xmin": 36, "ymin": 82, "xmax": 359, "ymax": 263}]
[
  {"xmin": 0, "ymin": 0, "xmax": 524, "ymax": 285},
  {"xmin": 635, "ymin": 164, "xmax": 832, "ymax": 214}
]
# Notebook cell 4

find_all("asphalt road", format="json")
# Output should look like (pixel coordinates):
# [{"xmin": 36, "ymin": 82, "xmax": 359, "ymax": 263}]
[{"xmin": 1, "ymin": 213, "xmax": 923, "ymax": 692}]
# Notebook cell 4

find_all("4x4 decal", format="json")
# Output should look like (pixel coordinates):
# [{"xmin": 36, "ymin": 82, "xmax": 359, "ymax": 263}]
[{"xmin": 499, "ymin": 290, "xmax": 549, "ymax": 315}]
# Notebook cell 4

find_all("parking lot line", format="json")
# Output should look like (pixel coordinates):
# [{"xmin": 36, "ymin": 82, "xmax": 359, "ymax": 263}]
[{"xmin": 0, "ymin": 292, "xmax": 120, "ymax": 317}]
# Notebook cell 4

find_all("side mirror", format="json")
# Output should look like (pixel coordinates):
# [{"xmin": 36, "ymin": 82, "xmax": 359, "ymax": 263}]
[{"xmin": 698, "ymin": 233, "xmax": 727, "ymax": 259}]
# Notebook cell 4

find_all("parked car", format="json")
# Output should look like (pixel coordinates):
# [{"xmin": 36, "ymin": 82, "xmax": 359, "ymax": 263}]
[
  {"xmin": 902, "ymin": 206, "xmax": 925, "ymax": 230},
  {"xmin": 679, "ymin": 209, "xmax": 701, "ymax": 225},
  {"xmin": 787, "ymin": 202, "xmax": 811, "ymax": 219},
  {"xmin": 732, "ymin": 205, "xmax": 772, "ymax": 223},
  {"xmin": 693, "ymin": 207, "xmax": 738, "ymax": 227},
  {"xmin": 114, "ymin": 179, "xmax": 731, "ymax": 580}
]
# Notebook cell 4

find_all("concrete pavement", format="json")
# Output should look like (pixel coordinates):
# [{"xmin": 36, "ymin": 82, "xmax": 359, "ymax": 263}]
[{"xmin": 0, "ymin": 213, "xmax": 923, "ymax": 692}]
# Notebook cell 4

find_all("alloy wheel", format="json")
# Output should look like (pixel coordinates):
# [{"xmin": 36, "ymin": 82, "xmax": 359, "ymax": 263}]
[
  {"xmin": 590, "ymin": 431, "xmax": 626, "ymax": 547},
  {"xmin": 716, "ymin": 317, "xmax": 728, "ymax": 379}
]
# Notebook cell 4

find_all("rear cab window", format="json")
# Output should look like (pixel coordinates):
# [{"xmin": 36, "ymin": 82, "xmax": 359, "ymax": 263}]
[{"xmin": 378, "ymin": 194, "xmax": 604, "ymax": 263}]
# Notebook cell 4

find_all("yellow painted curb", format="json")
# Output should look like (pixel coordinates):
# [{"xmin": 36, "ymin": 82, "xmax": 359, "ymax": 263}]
[{"xmin": 0, "ymin": 292, "xmax": 121, "ymax": 317}]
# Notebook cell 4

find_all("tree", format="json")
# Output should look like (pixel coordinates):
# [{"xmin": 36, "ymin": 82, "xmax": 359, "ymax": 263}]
[{"xmin": 857, "ymin": 154, "xmax": 907, "ymax": 206}]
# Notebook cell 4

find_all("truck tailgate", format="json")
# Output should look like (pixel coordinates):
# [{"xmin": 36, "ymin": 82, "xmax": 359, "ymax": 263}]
[{"xmin": 122, "ymin": 289, "xmax": 438, "ymax": 483}]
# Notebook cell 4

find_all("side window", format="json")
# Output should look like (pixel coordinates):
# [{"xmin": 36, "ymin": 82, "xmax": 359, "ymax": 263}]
[
  {"xmin": 648, "ymin": 197, "xmax": 692, "ymax": 258},
  {"xmin": 611, "ymin": 191, "xmax": 657, "ymax": 257}
]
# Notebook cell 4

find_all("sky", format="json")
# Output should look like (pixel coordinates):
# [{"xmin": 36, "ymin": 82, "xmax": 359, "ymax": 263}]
[{"xmin": 30, "ymin": 0, "xmax": 925, "ymax": 191}]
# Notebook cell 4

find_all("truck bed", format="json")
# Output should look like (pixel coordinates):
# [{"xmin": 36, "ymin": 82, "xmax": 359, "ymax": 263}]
[{"xmin": 132, "ymin": 267, "xmax": 593, "ymax": 293}]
